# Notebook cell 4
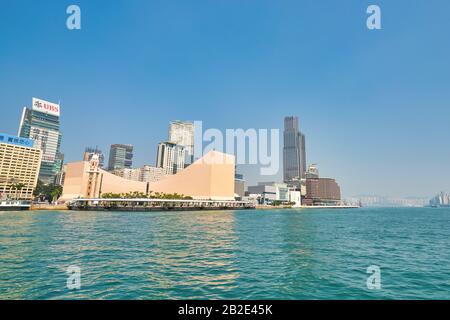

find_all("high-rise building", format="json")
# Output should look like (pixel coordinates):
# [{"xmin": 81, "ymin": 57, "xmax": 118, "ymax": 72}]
[
  {"xmin": 168, "ymin": 120, "xmax": 194, "ymax": 164},
  {"xmin": 0, "ymin": 133, "xmax": 41, "ymax": 200},
  {"xmin": 108, "ymin": 144, "xmax": 133, "ymax": 171},
  {"xmin": 83, "ymin": 146, "xmax": 105, "ymax": 168},
  {"xmin": 283, "ymin": 116, "xmax": 306, "ymax": 183},
  {"xmin": 18, "ymin": 98, "xmax": 62, "ymax": 185},
  {"xmin": 156, "ymin": 141, "xmax": 185, "ymax": 175},
  {"xmin": 53, "ymin": 152, "xmax": 65, "ymax": 185},
  {"xmin": 55, "ymin": 164, "xmax": 67, "ymax": 187}
]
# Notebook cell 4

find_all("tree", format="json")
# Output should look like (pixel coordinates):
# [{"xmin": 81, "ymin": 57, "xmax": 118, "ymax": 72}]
[
  {"xmin": 33, "ymin": 180, "xmax": 63, "ymax": 202},
  {"xmin": 33, "ymin": 179, "xmax": 45, "ymax": 197},
  {"xmin": 100, "ymin": 191, "xmax": 193, "ymax": 200},
  {"xmin": 7, "ymin": 181, "xmax": 27, "ymax": 200},
  {"xmin": 50, "ymin": 186, "xmax": 63, "ymax": 202}
]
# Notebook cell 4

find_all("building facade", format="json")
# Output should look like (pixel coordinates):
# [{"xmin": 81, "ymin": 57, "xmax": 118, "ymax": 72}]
[
  {"xmin": 108, "ymin": 144, "xmax": 133, "ymax": 170},
  {"xmin": 156, "ymin": 141, "xmax": 185, "ymax": 174},
  {"xmin": 289, "ymin": 190, "xmax": 302, "ymax": 207},
  {"xmin": 247, "ymin": 182, "xmax": 290, "ymax": 204},
  {"xmin": 283, "ymin": 116, "xmax": 306, "ymax": 183},
  {"xmin": 110, "ymin": 167, "xmax": 142, "ymax": 182},
  {"xmin": 53, "ymin": 152, "xmax": 64, "ymax": 185},
  {"xmin": 0, "ymin": 133, "xmax": 41, "ymax": 200},
  {"xmin": 168, "ymin": 120, "xmax": 194, "ymax": 164},
  {"xmin": 234, "ymin": 172, "xmax": 245, "ymax": 199},
  {"xmin": 83, "ymin": 147, "xmax": 105, "ymax": 168},
  {"xmin": 111, "ymin": 165, "xmax": 168, "ymax": 183},
  {"xmin": 304, "ymin": 178, "xmax": 341, "ymax": 206},
  {"xmin": 61, "ymin": 151, "xmax": 236, "ymax": 201},
  {"xmin": 18, "ymin": 98, "xmax": 62, "ymax": 184},
  {"xmin": 306, "ymin": 164, "xmax": 319, "ymax": 179},
  {"xmin": 140, "ymin": 165, "xmax": 168, "ymax": 183},
  {"xmin": 55, "ymin": 164, "xmax": 67, "ymax": 186}
]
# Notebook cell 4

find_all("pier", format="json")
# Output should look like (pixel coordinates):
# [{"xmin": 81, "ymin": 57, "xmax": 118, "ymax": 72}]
[{"xmin": 68, "ymin": 198, "xmax": 256, "ymax": 211}]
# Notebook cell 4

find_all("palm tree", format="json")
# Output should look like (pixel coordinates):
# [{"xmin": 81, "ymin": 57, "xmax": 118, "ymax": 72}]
[
  {"xmin": 6, "ymin": 178, "xmax": 26, "ymax": 200},
  {"xmin": 15, "ymin": 183, "xmax": 27, "ymax": 199}
]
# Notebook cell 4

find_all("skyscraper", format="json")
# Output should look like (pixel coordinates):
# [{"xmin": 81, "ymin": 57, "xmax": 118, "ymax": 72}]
[
  {"xmin": 18, "ymin": 98, "xmax": 62, "ymax": 185},
  {"xmin": 156, "ymin": 141, "xmax": 185, "ymax": 175},
  {"xmin": 168, "ymin": 120, "xmax": 194, "ymax": 164},
  {"xmin": 283, "ymin": 116, "xmax": 306, "ymax": 183},
  {"xmin": 53, "ymin": 152, "xmax": 65, "ymax": 185},
  {"xmin": 108, "ymin": 144, "xmax": 133, "ymax": 171}
]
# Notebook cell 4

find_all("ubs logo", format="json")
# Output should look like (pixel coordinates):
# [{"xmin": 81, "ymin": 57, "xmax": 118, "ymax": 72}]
[{"xmin": 33, "ymin": 100, "xmax": 59, "ymax": 114}]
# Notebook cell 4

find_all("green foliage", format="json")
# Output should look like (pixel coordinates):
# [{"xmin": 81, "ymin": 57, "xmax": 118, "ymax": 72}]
[
  {"xmin": 101, "ymin": 191, "xmax": 193, "ymax": 200},
  {"xmin": 33, "ymin": 180, "xmax": 63, "ymax": 201},
  {"xmin": 6, "ymin": 180, "xmax": 28, "ymax": 200},
  {"xmin": 33, "ymin": 180, "xmax": 44, "ymax": 197},
  {"xmin": 271, "ymin": 200, "xmax": 295, "ymax": 206},
  {"xmin": 50, "ymin": 186, "xmax": 63, "ymax": 201}
]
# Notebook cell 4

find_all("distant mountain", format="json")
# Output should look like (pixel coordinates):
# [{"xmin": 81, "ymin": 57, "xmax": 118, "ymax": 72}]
[{"xmin": 345, "ymin": 195, "xmax": 429, "ymax": 207}]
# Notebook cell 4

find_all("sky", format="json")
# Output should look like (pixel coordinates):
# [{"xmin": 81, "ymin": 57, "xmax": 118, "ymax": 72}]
[{"xmin": 0, "ymin": 0, "xmax": 449, "ymax": 198}]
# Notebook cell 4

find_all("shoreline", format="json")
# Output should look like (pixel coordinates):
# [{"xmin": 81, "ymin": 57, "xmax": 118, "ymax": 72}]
[
  {"xmin": 256, "ymin": 205, "xmax": 360, "ymax": 210},
  {"xmin": 26, "ymin": 204, "xmax": 360, "ymax": 211}
]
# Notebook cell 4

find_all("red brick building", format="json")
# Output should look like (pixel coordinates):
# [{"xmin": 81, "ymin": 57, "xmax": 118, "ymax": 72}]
[{"xmin": 304, "ymin": 178, "xmax": 341, "ymax": 206}]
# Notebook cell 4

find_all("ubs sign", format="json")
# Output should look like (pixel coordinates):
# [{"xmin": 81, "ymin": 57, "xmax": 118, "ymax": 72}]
[{"xmin": 32, "ymin": 98, "xmax": 60, "ymax": 117}]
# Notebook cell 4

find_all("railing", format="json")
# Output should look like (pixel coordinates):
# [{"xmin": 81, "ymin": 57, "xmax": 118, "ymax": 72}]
[{"xmin": 68, "ymin": 198, "xmax": 256, "ymax": 211}]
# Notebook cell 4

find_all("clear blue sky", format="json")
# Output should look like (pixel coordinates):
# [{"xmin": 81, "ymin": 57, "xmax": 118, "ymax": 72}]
[{"xmin": 1, "ymin": 0, "xmax": 449, "ymax": 197}]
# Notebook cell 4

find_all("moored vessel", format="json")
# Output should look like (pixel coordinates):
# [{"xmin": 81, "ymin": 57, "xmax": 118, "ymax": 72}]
[{"xmin": 0, "ymin": 200, "xmax": 31, "ymax": 211}]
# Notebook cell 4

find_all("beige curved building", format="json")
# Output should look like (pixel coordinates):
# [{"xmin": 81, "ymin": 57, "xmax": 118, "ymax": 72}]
[{"xmin": 61, "ymin": 151, "xmax": 235, "ymax": 201}]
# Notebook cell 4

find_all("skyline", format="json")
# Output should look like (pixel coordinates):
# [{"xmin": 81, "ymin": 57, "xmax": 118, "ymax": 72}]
[{"xmin": 1, "ymin": 1, "xmax": 450, "ymax": 197}]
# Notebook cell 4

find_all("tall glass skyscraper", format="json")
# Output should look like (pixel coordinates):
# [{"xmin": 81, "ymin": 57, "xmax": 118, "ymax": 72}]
[
  {"xmin": 283, "ymin": 116, "xmax": 306, "ymax": 183},
  {"xmin": 108, "ymin": 144, "xmax": 133, "ymax": 171},
  {"xmin": 18, "ymin": 98, "xmax": 62, "ymax": 185}
]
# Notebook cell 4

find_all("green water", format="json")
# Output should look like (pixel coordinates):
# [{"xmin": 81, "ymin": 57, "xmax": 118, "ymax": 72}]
[{"xmin": 0, "ymin": 207, "xmax": 448, "ymax": 299}]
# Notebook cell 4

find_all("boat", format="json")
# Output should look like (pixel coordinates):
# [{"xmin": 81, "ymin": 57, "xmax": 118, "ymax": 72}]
[{"xmin": 0, "ymin": 200, "xmax": 31, "ymax": 211}]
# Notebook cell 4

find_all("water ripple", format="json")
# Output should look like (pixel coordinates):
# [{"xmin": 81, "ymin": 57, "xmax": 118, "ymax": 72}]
[{"xmin": 0, "ymin": 208, "xmax": 449, "ymax": 299}]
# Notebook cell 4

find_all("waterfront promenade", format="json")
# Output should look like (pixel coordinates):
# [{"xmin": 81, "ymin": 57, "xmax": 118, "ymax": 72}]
[
  {"xmin": 30, "ymin": 201, "xmax": 358, "ymax": 211},
  {"xmin": 68, "ymin": 198, "xmax": 255, "ymax": 211}
]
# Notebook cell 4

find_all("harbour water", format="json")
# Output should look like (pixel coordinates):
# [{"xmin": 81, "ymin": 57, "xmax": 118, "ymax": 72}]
[{"xmin": 0, "ymin": 207, "xmax": 448, "ymax": 299}]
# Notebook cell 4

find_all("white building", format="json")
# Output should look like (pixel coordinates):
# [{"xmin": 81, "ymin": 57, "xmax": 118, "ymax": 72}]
[
  {"xmin": 110, "ymin": 167, "xmax": 141, "ymax": 181},
  {"xmin": 289, "ymin": 190, "xmax": 302, "ymax": 207},
  {"xmin": 168, "ymin": 120, "xmax": 194, "ymax": 164},
  {"xmin": 247, "ymin": 182, "xmax": 290, "ymax": 204},
  {"xmin": 156, "ymin": 141, "xmax": 186, "ymax": 175},
  {"xmin": 140, "ymin": 165, "xmax": 168, "ymax": 183},
  {"xmin": 111, "ymin": 165, "xmax": 168, "ymax": 183}
]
